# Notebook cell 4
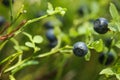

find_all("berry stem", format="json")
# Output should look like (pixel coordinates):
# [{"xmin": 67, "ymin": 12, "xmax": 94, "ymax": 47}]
[{"xmin": 10, "ymin": 0, "xmax": 13, "ymax": 23}]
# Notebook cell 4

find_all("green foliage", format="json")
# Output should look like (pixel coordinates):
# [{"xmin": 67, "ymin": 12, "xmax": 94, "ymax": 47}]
[
  {"xmin": 109, "ymin": 3, "xmax": 119, "ymax": 21},
  {"xmin": 0, "ymin": 0, "xmax": 120, "ymax": 80},
  {"xmin": 109, "ymin": 3, "xmax": 120, "ymax": 32},
  {"xmin": 100, "ymin": 66, "xmax": 120, "ymax": 80},
  {"xmin": 100, "ymin": 68, "xmax": 115, "ymax": 77},
  {"xmin": 88, "ymin": 39, "xmax": 104, "ymax": 52}
]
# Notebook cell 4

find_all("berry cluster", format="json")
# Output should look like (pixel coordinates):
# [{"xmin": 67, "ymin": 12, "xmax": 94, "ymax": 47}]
[
  {"xmin": 44, "ymin": 21, "xmax": 58, "ymax": 48},
  {"xmin": 72, "ymin": 17, "xmax": 116, "ymax": 66},
  {"xmin": 98, "ymin": 52, "xmax": 115, "ymax": 65}
]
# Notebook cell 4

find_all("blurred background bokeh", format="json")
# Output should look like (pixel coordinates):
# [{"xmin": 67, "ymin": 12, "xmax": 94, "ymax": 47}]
[{"xmin": 0, "ymin": 0, "xmax": 120, "ymax": 80}]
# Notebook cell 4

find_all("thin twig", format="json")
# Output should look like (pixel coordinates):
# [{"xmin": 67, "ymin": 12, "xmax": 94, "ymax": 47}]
[{"xmin": 0, "ymin": 20, "xmax": 27, "ymax": 40}]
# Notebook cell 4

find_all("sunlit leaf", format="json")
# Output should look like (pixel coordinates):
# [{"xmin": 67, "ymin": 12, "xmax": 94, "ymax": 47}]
[
  {"xmin": 55, "ymin": 7, "xmax": 66, "ymax": 16},
  {"xmin": 20, "ymin": 46, "xmax": 29, "ymax": 51},
  {"xmin": 108, "ymin": 23, "xmax": 119, "ymax": 32},
  {"xmin": 115, "ymin": 41, "xmax": 120, "ymax": 48},
  {"xmin": 116, "ymin": 74, "xmax": 120, "ymax": 80},
  {"xmin": 47, "ymin": 2, "xmax": 54, "ymax": 15},
  {"xmin": 109, "ymin": 3, "xmax": 119, "ymax": 21},
  {"xmin": 25, "ymin": 42, "xmax": 34, "ymax": 48},
  {"xmin": 9, "ymin": 75, "xmax": 16, "ymax": 80},
  {"xmin": 34, "ymin": 47, "xmax": 41, "ymax": 52},
  {"xmin": 85, "ymin": 50, "xmax": 91, "ymax": 61},
  {"xmin": 33, "ymin": 35, "xmax": 43, "ymax": 43},
  {"xmin": 14, "ymin": 46, "xmax": 22, "ymax": 52},
  {"xmin": 100, "ymin": 68, "xmax": 115, "ymax": 77},
  {"xmin": 88, "ymin": 39, "xmax": 103, "ymax": 52}
]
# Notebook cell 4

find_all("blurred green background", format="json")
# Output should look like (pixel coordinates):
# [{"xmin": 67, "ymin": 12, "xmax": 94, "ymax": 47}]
[{"xmin": 0, "ymin": 0, "xmax": 120, "ymax": 80}]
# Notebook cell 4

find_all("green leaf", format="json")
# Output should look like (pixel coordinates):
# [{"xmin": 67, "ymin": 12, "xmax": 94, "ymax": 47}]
[
  {"xmin": 85, "ymin": 50, "xmax": 91, "ymax": 61},
  {"xmin": 9, "ymin": 75, "xmax": 16, "ymax": 80},
  {"xmin": 0, "ymin": 53, "xmax": 20, "ymax": 65},
  {"xmin": 100, "ymin": 68, "xmax": 115, "ymax": 77},
  {"xmin": 33, "ymin": 35, "xmax": 43, "ymax": 43},
  {"xmin": 14, "ymin": 46, "xmax": 22, "ymax": 52},
  {"xmin": 116, "ymin": 74, "xmax": 120, "ymax": 80},
  {"xmin": 88, "ymin": 39, "xmax": 103, "ymax": 52},
  {"xmin": 34, "ymin": 47, "xmax": 41, "ymax": 52},
  {"xmin": 115, "ymin": 41, "xmax": 120, "ymax": 48},
  {"xmin": 109, "ymin": 3, "xmax": 119, "ymax": 21},
  {"xmin": 20, "ymin": 46, "xmax": 29, "ymax": 51},
  {"xmin": 12, "ymin": 60, "xmax": 39, "ymax": 74},
  {"xmin": 47, "ymin": 2, "xmax": 54, "ymax": 15},
  {"xmin": 55, "ymin": 7, "xmax": 66, "ymax": 16},
  {"xmin": 25, "ymin": 42, "xmax": 34, "ymax": 48},
  {"xmin": 108, "ymin": 23, "xmax": 119, "ymax": 32}
]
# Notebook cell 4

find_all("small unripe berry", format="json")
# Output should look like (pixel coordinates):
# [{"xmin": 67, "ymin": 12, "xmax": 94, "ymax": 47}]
[
  {"xmin": 94, "ymin": 18, "xmax": 109, "ymax": 34},
  {"xmin": 73, "ymin": 42, "xmax": 88, "ymax": 57},
  {"xmin": 49, "ymin": 40, "xmax": 58, "ymax": 48}
]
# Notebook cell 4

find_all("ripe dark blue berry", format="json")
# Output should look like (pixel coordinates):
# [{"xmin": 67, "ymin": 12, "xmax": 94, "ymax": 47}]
[
  {"xmin": 73, "ymin": 42, "xmax": 88, "ymax": 57},
  {"xmin": 46, "ymin": 29, "xmax": 57, "ymax": 42},
  {"xmin": 44, "ymin": 21, "xmax": 54, "ymax": 29},
  {"xmin": 0, "ymin": 16, "xmax": 6, "ymax": 27},
  {"xmin": 2, "ymin": 0, "xmax": 14, "ymax": 7},
  {"xmin": 94, "ymin": 18, "xmax": 109, "ymax": 34},
  {"xmin": 98, "ymin": 52, "xmax": 115, "ymax": 65},
  {"xmin": 49, "ymin": 40, "xmax": 58, "ymax": 48},
  {"xmin": 46, "ymin": 29, "xmax": 57, "ymax": 48}
]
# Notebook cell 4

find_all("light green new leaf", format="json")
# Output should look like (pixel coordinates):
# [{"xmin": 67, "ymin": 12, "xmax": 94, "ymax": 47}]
[
  {"xmin": 108, "ymin": 23, "xmax": 119, "ymax": 32},
  {"xmin": 47, "ymin": 2, "xmax": 54, "ymax": 15},
  {"xmin": 20, "ymin": 46, "xmax": 29, "ymax": 51},
  {"xmin": 116, "ymin": 23, "xmax": 120, "ymax": 32},
  {"xmin": 115, "ymin": 41, "xmax": 120, "ymax": 48},
  {"xmin": 9, "ymin": 75, "xmax": 16, "ymax": 80},
  {"xmin": 100, "ymin": 68, "xmax": 115, "ymax": 77},
  {"xmin": 89, "ymin": 39, "xmax": 103, "ymax": 52},
  {"xmin": 116, "ymin": 74, "xmax": 120, "ymax": 80},
  {"xmin": 109, "ymin": 3, "xmax": 119, "ymax": 21},
  {"xmin": 55, "ymin": 7, "xmax": 66, "ymax": 16},
  {"xmin": 25, "ymin": 42, "xmax": 34, "ymax": 48},
  {"xmin": 85, "ymin": 50, "xmax": 91, "ymax": 61},
  {"xmin": 14, "ymin": 46, "xmax": 22, "ymax": 52},
  {"xmin": 33, "ymin": 35, "xmax": 43, "ymax": 43}
]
